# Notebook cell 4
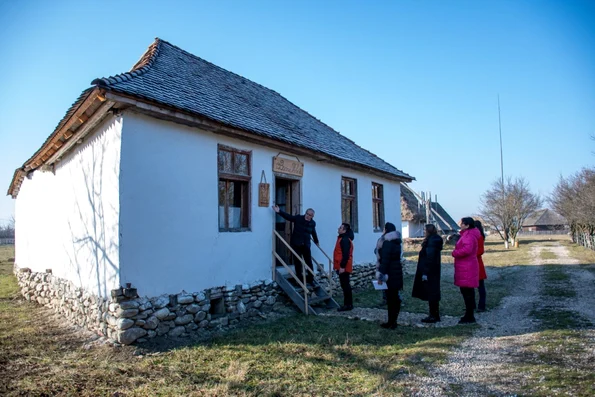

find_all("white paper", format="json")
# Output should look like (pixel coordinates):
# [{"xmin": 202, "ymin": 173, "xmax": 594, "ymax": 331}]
[{"xmin": 372, "ymin": 280, "xmax": 388, "ymax": 290}]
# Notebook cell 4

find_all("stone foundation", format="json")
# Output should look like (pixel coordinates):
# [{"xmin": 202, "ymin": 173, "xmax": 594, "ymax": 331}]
[
  {"xmin": 14, "ymin": 262, "xmax": 388, "ymax": 345},
  {"xmin": 15, "ymin": 267, "xmax": 288, "ymax": 345}
]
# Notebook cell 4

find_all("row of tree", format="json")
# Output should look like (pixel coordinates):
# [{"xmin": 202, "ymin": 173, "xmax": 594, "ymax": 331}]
[{"xmin": 549, "ymin": 167, "xmax": 595, "ymax": 249}]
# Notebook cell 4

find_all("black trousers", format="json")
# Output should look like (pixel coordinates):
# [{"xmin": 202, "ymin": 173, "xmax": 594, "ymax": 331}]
[
  {"xmin": 386, "ymin": 289, "xmax": 402, "ymax": 325},
  {"xmin": 338, "ymin": 271, "xmax": 353, "ymax": 307},
  {"xmin": 460, "ymin": 287, "xmax": 476, "ymax": 319},
  {"xmin": 293, "ymin": 244, "xmax": 314, "ymax": 283},
  {"xmin": 429, "ymin": 300, "xmax": 440, "ymax": 318},
  {"xmin": 477, "ymin": 279, "xmax": 486, "ymax": 310}
]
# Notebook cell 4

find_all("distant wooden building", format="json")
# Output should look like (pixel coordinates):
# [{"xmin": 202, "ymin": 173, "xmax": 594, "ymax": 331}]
[{"xmin": 522, "ymin": 209, "xmax": 568, "ymax": 232}]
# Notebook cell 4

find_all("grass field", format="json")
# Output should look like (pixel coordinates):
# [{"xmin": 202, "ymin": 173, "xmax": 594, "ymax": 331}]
[
  {"xmin": 0, "ymin": 244, "xmax": 474, "ymax": 396},
  {"xmin": 1, "ymin": 235, "xmax": 594, "ymax": 396}
]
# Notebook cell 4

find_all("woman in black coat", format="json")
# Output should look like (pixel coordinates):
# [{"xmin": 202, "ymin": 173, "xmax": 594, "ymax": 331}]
[
  {"xmin": 377, "ymin": 222, "xmax": 403, "ymax": 330},
  {"xmin": 412, "ymin": 224, "xmax": 444, "ymax": 323}
]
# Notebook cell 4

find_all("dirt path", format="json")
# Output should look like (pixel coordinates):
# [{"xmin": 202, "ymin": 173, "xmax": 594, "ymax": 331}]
[
  {"xmin": 401, "ymin": 241, "xmax": 595, "ymax": 396},
  {"xmin": 326, "ymin": 241, "xmax": 594, "ymax": 395}
]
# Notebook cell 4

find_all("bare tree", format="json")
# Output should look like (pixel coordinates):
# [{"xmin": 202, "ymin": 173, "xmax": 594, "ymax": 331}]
[
  {"xmin": 0, "ymin": 215, "xmax": 15, "ymax": 239},
  {"xmin": 550, "ymin": 168, "xmax": 595, "ymax": 247},
  {"xmin": 479, "ymin": 176, "xmax": 542, "ymax": 248}
]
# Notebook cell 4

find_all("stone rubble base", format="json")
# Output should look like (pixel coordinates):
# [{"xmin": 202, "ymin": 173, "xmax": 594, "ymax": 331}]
[{"xmin": 14, "ymin": 262, "xmax": 382, "ymax": 345}]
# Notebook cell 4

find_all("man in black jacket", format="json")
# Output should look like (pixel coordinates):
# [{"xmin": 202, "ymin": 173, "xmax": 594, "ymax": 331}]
[{"xmin": 273, "ymin": 205, "xmax": 319, "ymax": 284}]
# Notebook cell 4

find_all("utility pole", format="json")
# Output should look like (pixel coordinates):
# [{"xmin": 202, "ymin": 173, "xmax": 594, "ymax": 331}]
[
  {"xmin": 498, "ymin": 94, "xmax": 504, "ymax": 186},
  {"xmin": 498, "ymin": 95, "xmax": 509, "ymax": 249}
]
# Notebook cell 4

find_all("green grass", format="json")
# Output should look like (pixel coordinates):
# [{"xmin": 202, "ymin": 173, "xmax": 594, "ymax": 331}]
[
  {"xmin": 0, "ymin": 244, "xmax": 475, "ymax": 396},
  {"xmin": 354, "ymin": 265, "xmax": 524, "ymax": 316},
  {"xmin": 531, "ymin": 265, "xmax": 591, "ymax": 330},
  {"xmin": 518, "ymin": 330, "xmax": 595, "ymax": 397},
  {"xmin": 530, "ymin": 307, "xmax": 591, "ymax": 329},
  {"xmin": 0, "ymin": 245, "xmax": 18, "ymax": 299},
  {"xmin": 540, "ymin": 250, "xmax": 557, "ymax": 260},
  {"xmin": 3, "ymin": 235, "xmax": 592, "ymax": 396}
]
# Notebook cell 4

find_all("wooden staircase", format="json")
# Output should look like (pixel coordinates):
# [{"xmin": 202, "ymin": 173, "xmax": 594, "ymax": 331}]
[{"xmin": 273, "ymin": 230, "xmax": 339, "ymax": 315}]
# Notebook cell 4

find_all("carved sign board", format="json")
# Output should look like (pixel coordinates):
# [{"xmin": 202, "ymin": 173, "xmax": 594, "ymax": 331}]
[
  {"xmin": 258, "ymin": 183, "xmax": 270, "ymax": 207},
  {"xmin": 273, "ymin": 156, "xmax": 304, "ymax": 177}
]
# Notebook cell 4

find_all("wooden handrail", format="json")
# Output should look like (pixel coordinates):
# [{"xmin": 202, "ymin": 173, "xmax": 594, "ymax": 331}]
[
  {"xmin": 273, "ymin": 230, "xmax": 312, "ymax": 314},
  {"xmin": 312, "ymin": 237, "xmax": 333, "ymax": 263},
  {"xmin": 310, "ymin": 237, "xmax": 335, "ymax": 295}
]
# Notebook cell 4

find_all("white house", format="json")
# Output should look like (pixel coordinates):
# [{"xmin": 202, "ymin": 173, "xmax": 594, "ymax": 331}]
[{"xmin": 8, "ymin": 39, "xmax": 413, "ymax": 343}]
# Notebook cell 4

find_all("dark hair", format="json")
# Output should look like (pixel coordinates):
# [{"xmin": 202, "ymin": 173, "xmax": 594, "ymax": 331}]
[
  {"xmin": 474, "ymin": 220, "xmax": 485, "ymax": 239},
  {"xmin": 425, "ymin": 224, "xmax": 437, "ymax": 235},
  {"xmin": 342, "ymin": 223, "xmax": 351, "ymax": 232},
  {"xmin": 461, "ymin": 217, "xmax": 475, "ymax": 229},
  {"xmin": 422, "ymin": 224, "xmax": 438, "ymax": 247},
  {"xmin": 384, "ymin": 222, "xmax": 396, "ymax": 233}
]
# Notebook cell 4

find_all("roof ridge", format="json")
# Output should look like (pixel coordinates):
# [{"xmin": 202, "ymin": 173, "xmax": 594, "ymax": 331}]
[
  {"xmin": 92, "ymin": 38, "xmax": 412, "ymax": 178},
  {"xmin": 158, "ymin": 39, "xmax": 290, "ymax": 99},
  {"xmin": 91, "ymin": 38, "xmax": 162, "ymax": 87}
]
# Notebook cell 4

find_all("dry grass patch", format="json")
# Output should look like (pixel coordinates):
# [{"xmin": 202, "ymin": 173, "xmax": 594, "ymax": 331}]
[
  {"xmin": 560, "ymin": 239, "xmax": 595, "ymax": 265},
  {"xmin": 0, "ymin": 244, "xmax": 474, "ymax": 396}
]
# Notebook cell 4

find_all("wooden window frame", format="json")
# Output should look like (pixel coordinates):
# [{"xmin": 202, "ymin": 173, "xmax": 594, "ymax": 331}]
[
  {"xmin": 372, "ymin": 182, "xmax": 385, "ymax": 232},
  {"xmin": 341, "ymin": 176, "xmax": 358, "ymax": 233},
  {"xmin": 218, "ymin": 144, "xmax": 251, "ymax": 232}
]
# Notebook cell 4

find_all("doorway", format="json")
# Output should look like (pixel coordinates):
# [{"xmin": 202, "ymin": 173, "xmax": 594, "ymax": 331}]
[{"xmin": 274, "ymin": 177, "xmax": 301, "ymax": 267}]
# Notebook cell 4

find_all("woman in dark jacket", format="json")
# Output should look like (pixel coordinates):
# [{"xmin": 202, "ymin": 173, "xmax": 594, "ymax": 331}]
[
  {"xmin": 412, "ymin": 224, "xmax": 443, "ymax": 323},
  {"xmin": 377, "ymin": 222, "xmax": 403, "ymax": 329}
]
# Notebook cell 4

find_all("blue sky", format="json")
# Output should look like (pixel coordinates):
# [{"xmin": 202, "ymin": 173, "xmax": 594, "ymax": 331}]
[{"xmin": 0, "ymin": 0, "xmax": 593, "ymax": 226}]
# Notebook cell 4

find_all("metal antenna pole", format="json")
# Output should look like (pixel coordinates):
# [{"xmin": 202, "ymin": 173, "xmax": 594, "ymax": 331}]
[{"xmin": 498, "ymin": 94, "xmax": 504, "ymax": 186}]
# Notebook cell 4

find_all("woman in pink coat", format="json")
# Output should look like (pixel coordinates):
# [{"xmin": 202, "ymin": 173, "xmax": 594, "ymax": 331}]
[{"xmin": 452, "ymin": 217, "xmax": 481, "ymax": 324}]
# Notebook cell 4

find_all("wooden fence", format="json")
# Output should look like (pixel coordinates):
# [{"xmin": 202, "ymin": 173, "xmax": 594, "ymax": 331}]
[
  {"xmin": 0, "ymin": 238, "xmax": 15, "ymax": 245},
  {"xmin": 518, "ymin": 230, "xmax": 570, "ymax": 236},
  {"xmin": 572, "ymin": 232, "xmax": 595, "ymax": 251}
]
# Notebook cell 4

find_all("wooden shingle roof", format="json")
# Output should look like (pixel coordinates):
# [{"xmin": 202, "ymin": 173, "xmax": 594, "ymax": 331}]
[
  {"xmin": 92, "ymin": 38, "xmax": 414, "ymax": 181},
  {"xmin": 9, "ymin": 38, "xmax": 415, "ymax": 198}
]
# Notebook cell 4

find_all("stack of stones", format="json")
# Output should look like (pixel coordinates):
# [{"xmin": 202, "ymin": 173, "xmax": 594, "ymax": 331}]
[
  {"xmin": 16, "ymin": 268, "xmax": 108, "ymax": 335},
  {"xmin": 318, "ymin": 263, "xmax": 377, "ymax": 294},
  {"xmin": 15, "ymin": 267, "xmax": 286, "ymax": 345}
]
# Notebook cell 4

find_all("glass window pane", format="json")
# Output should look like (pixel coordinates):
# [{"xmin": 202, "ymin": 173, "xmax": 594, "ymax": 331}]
[
  {"xmin": 342, "ymin": 199, "xmax": 349, "ymax": 224},
  {"xmin": 226, "ymin": 181, "xmax": 240, "ymax": 229},
  {"xmin": 373, "ymin": 202, "xmax": 378, "ymax": 228},
  {"xmin": 234, "ymin": 153, "xmax": 249, "ymax": 175},
  {"xmin": 218, "ymin": 150, "xmax": 233, "ymax": 173},
  {"xmin": 219, "ymin": 180, "xmax": 226, "ymax": 229}
]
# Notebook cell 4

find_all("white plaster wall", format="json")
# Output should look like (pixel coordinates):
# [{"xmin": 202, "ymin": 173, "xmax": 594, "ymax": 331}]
[
  {"xmin": 15, "ymin": 116, "xmax": 122, "ymax": 297},
  {"xmin": 402, "ymin": 220, "xmax": 424, "ymax": 238},
  {"xmin": 402, "ymin": 222, "xmax": 410, "ymax": 238},
  {"xmin": 119, "ymin": 112, "xmax": 404, "ymax": 297}
]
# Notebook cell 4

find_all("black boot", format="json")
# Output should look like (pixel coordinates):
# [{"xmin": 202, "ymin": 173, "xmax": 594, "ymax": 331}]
[
  {"xmin": 422, "ymin": 301, "xmax": 440, "ymax": 323},
  {"xmin": 382, "ymin": 291, "xmax": 401, "ymax": 329},
  {"xmin": 459, "ymin": 290, "xmax": 476, "ymax": 324}
]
